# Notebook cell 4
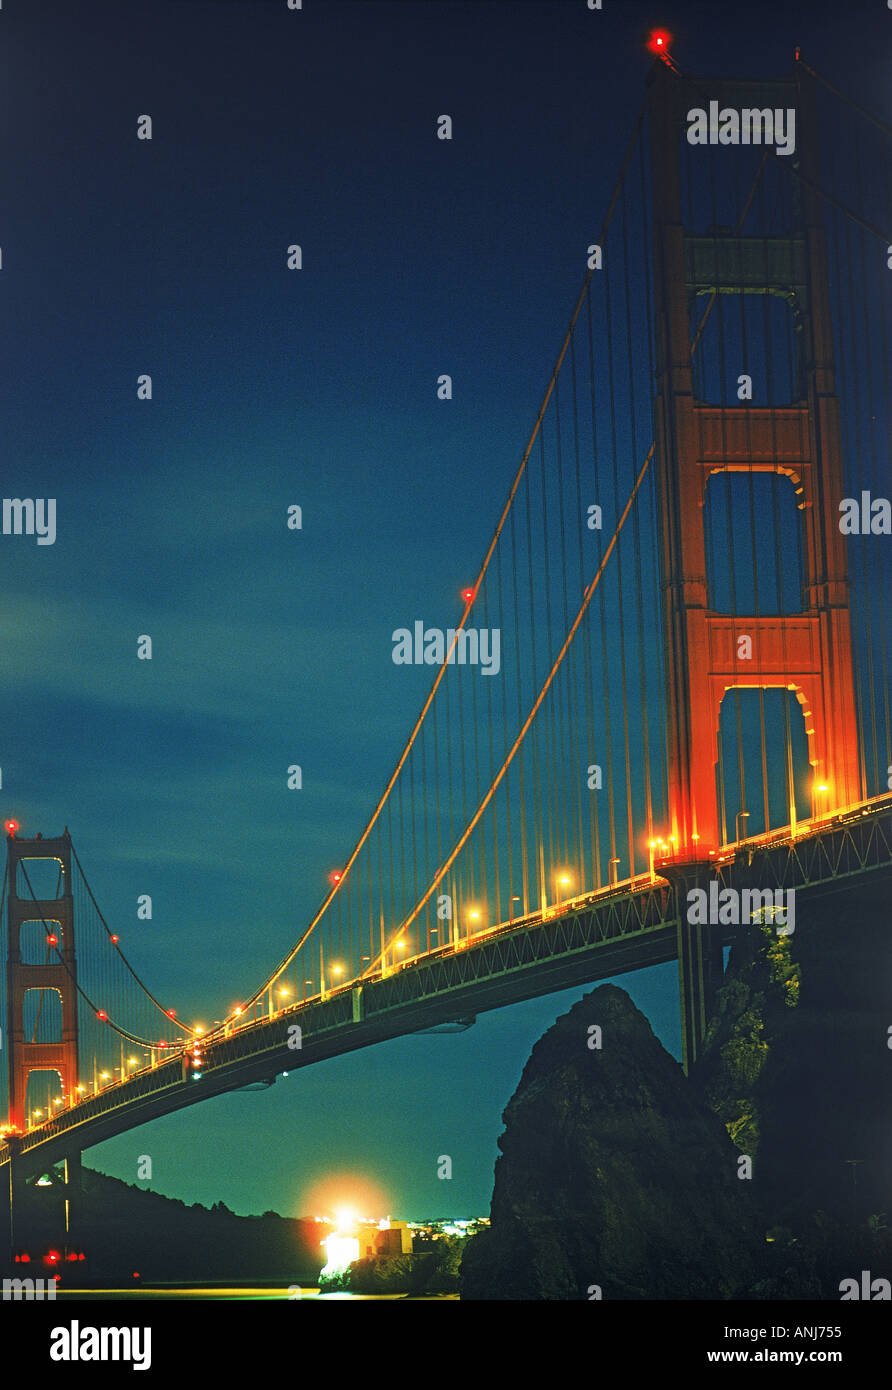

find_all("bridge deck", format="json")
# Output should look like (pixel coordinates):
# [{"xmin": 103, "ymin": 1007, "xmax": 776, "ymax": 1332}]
[{"xmin": 3, "ymin": 797, "xmax": 890, "ymax": 1177}]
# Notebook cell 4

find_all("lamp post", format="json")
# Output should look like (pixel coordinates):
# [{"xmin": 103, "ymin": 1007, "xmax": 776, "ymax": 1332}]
[
  {"xmin": 735, "ymin": 811, "xmax": 750, "ymax": 844},
  {"xmin": 555, "ymin": 873, "xmax": 572, "ymax": 906}
]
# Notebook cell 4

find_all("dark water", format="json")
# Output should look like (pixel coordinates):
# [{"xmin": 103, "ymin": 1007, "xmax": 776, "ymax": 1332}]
[{"xmin": 53, "ymin": 1285, "xmax": 458, "ymax": 1301}]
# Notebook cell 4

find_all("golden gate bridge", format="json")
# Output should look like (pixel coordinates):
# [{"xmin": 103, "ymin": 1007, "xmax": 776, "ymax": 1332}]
[{"xmin": 2, "ymin": 48, "xmax": 891, "ymax": 1262}]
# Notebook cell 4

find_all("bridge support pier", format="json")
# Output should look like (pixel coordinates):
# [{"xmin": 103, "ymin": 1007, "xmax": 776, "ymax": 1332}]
[
  {"xmin": 2, "ymin": 1137, "xmax": 23, "ymax": 1272},
  {"xmin": 62, "ymin": 1150, "xmax": 81, "ymax": 1247},
  {"xmin": 662, "ymin": 861, "xmax": 725, "ymax": 1074},
  {"xmin": 677, "ymin": 914, "xmax": 724, "ymax": 1075},
  {"xmin": 1, "ymin": 1141, "xmax": 82, "ymax": 1271}
]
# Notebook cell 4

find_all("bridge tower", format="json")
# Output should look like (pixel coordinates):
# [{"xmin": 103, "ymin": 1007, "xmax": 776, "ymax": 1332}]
[
  {"xmin": 648, "ymin": 62, "xmax": 861, "ymax": 855},
  {"xmin": 6, "ymin": 829, "xmax": 79, "ymax": 1131}
]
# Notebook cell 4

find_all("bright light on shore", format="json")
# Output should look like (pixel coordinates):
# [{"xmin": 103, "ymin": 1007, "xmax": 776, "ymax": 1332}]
[{"xmin": 320, "ymin": 1235, "xmax": 360, "ymax": 1278}]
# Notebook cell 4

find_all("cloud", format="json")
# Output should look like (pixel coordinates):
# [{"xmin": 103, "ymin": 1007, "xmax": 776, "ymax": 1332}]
[{"xmin": 0, "ymin": 589, "xmax": 381, "ymax": 725}]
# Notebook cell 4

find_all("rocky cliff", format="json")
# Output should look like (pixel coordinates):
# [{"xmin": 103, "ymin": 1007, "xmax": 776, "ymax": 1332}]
[
  {"xmin": 461, "ymin": 984, "xmax": 760, "ymax": 1299},
  {"xmin": 462, "ymin": 883, "xmax": 892, "ymax": 1299}
]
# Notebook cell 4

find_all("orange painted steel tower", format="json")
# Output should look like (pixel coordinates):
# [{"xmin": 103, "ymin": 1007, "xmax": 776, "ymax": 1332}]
[
  {"xmin": 648, "ymin": 63, "xmax": 861, "ymax": 851},
  {"xmin": 6, "ymin": 830, "xmax": 79, "ymax": 1131}
]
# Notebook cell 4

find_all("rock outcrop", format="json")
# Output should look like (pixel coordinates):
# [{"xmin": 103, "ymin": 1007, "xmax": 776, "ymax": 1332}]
[
  {"xmin": 461, "ymin": 984, "xmax": 759, "ymax": 1299},
  {"xmin": 462, "ymin": 879, "xmax": 892, "ymax": 1300}
]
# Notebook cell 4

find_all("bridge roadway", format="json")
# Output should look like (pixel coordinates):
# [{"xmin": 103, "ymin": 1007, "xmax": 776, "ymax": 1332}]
[{"xmin": 2, "ymin": 796, "xmax": 890, "ymax": 1178}]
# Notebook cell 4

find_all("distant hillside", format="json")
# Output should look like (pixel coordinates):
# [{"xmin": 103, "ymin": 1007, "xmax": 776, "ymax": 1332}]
[{"xmin": 19, "ymin": 1167, "xmax": 326, "ymax": 1284}]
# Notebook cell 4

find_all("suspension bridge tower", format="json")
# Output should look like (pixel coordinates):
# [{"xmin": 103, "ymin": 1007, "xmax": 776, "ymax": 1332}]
[
  {"xmin": 6, "ymin": 828, "xmax": 79, "ymax": 1132},
  {"xmin": 648, "ymin": 60, "xmax": 861, "ymax": 853}
]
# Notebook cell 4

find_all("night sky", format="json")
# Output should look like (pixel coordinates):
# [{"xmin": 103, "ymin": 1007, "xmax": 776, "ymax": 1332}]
[{"xmin": 1, "ymin": 0, "xmax": 888, "ymax": 1219}]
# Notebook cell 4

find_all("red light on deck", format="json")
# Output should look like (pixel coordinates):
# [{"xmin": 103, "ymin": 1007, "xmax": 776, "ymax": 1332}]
[
  {"xmin": 5, "ymin": 819, "xmax": 19, "ymax": 835},
  {"xmin": 647, "ymin": 28, "xmax": 672, "ymax": 55}
]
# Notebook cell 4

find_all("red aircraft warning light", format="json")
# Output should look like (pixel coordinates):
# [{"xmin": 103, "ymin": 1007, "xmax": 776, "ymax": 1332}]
[
  {"xmin": 461, "ymin": 588, "xmax": 475, "ymax": 603},
  {"xmin": 646, "ymin": 29, "xmax": 678, "ymax": 68},
  {"xmin": 329, "ymin": 870, "xmax": 343, "ymax": 884},
  {"xmin": 5, "ymin": 819, "xmax": 19, "ymax": 836},
  {"xmin": 96, "ymin": 1010, "xmax": 107, "ymax": 1021}
]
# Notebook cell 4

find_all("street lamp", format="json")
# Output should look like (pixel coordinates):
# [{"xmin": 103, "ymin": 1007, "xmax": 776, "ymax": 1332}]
[
  {"xmin": 813, "ymin": 780, "xmax": 830, "ymax": 821},
  {"xmin": 555, "ymin": 873, "xmax": 572, "ymax": 904},
  {"xmin": 735, "ymin": 811, "xmax": 750, "ymax": 844}
]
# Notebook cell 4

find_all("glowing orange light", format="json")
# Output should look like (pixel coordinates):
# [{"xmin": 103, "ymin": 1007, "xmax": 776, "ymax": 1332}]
[
  {"xmin": 303, "ymin": 1173, "xmax": 389, "ymax": 1229},
  {"xmin": 329, "ymin": 870, "xmax": 343, "ymax": 884}
]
